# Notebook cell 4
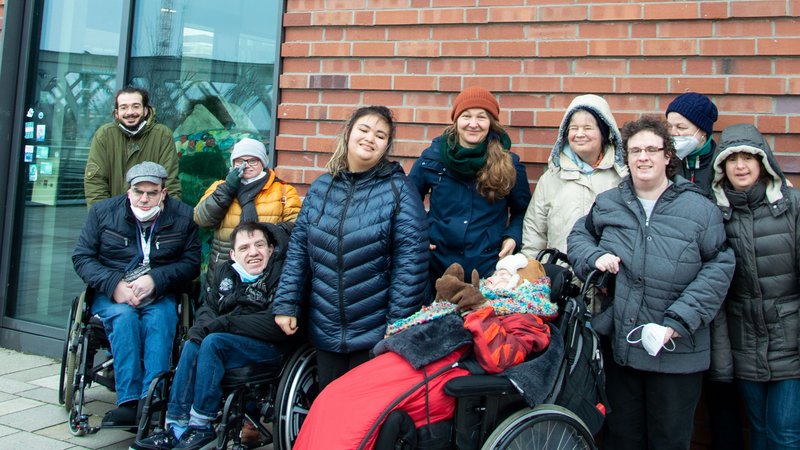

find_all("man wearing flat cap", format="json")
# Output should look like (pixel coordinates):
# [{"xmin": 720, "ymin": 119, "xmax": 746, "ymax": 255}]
[{"xmin": 73, "ymin": 161, "xmax": 200, "ymax": 428}]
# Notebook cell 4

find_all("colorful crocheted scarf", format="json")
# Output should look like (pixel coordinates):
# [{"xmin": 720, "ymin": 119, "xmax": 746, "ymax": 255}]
[{"xmin": 385, "ymin": 276, "xmax": 556, "ymax": 336}]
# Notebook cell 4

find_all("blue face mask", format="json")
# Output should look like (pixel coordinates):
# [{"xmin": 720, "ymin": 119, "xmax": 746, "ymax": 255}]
[{"xmin": 231, "ymin": 262, "xmax": 259, "ymax": 283}]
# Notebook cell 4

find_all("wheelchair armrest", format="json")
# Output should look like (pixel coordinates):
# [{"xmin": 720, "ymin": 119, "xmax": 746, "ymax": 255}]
[{"xmin": 444, "ymin": 375, "xmax": 517, "ymax": 398}]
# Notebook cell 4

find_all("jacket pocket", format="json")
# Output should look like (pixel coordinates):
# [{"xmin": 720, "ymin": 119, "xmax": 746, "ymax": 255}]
[
  {"xmin": 154, "ymin": 232, "xmax": 184, "ymax": 256},
  {"xmin": 775, "ymin": 299, "xmax": 800, "ymax": 352},
  {"xmin": 101, "ymin": 229, "xmax": 130, "ymax": 251}
]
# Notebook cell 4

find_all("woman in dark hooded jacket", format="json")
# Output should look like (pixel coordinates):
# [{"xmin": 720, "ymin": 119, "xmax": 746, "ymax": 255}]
[
  {"xmin": 273, "ymin": 106, "xmax": 429, "ymax": 389},
  {"xmin": 710, "ymin": 123, "xmax": 800, "ymax": 450}
]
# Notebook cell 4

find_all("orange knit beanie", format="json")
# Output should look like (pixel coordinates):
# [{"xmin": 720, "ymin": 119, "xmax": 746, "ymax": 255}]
[{"xmin": 450, "ymin": 86, "xmax": 500, "ymax": 121}]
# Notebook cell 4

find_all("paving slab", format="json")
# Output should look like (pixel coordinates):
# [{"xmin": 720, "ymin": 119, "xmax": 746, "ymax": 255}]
[
  {"xmin": 0, "ymin": 403, "xmax": 66, "ymax": 432},
  {"xmin": 38, "ymin": 422, "xmax": 135, "ymax": 450},
  {"xmin": 30, "ymin": 373, "xmax": 61, "ymax": 390},
  {"xmin": 0, "ymin": 350, "xmax": 56, "ymax": 376},
  {"xmin": 17, "ymin": 386, "xmax": 61, "ymax": 405},
  {"xmin": 0, "ymin": 397, "xmax": 42, "ymax": 416},
  {"xmin": 0, "ymin": 425, "xmax": 15, "ymax": 439},
  {"xmin": 5, "ymin": 363, "xmax": 61, "ymax": 382},
  {"xmin": 0, "ymin": 430, "xmax": 73, "ymax": 449},
  {"xmin": 0, "ymin": 377, "xmax": 37, "ymax": 395}
]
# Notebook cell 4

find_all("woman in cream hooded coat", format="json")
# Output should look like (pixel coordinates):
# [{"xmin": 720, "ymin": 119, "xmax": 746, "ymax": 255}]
[{"xmin": 521, "ymin": 94, "xmax": 627, "ymax": 258}]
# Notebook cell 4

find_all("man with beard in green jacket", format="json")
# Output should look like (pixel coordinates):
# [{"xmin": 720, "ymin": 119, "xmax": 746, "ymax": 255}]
[{"xmin": 84, "ymin": 87, "xmax": 181, "ymax": 207}]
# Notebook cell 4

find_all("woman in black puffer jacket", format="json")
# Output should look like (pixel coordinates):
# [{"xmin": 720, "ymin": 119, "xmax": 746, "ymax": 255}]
[
  {"xmin": 272, "ymin": 106, "xmax": 429, "ymax": 389},
  {"xmin": 710, "ymin": 123, "xmax": 800, "ymax": 450}
]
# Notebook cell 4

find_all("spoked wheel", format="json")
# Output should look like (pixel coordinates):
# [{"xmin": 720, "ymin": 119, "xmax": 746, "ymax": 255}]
[
  {"xmin": 66, "ymin": 337, "xmax": 88, "ymax": 437},
  {"xmin": 59, "ymin": 293, "xmax": 84, "ymax": 411},
  {"xmin": 273, "ymin": 344, "xmax": 317, "ymax": 450},
  {"xmin": 481, "ymin": 404, "xmax": 596, "ymax": 450}
]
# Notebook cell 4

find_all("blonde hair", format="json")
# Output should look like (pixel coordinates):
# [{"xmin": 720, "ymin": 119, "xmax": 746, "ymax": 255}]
[
  {"xmin": 326, "ymin": 106, "xmax": 396, "ymax": 177},
  {"xmin": 444, "ymin": 115, "xmax": 515, "ymax": 202}
]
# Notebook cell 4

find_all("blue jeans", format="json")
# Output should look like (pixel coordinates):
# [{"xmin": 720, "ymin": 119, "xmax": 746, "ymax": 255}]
[
  {"xmin": 738, "ymin": 379, "xmax": 800, "ymax": 450},
  {"xmin": 91, "ymin": 293, "xmax": 177, "ymax": 405},
  {"xmin": 167, "ymin": 333, "xmax": 283, "ymax": 420}
]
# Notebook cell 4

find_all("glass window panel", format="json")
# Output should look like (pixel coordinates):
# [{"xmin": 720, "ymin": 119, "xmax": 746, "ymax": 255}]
[{"xmin": 9, "ymin": 0, "xmax": 123, "ymax": 327}]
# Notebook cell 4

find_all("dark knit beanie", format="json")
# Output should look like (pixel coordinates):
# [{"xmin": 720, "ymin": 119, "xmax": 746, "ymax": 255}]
[
  {"xmin": 451, "ymin": 87, "xmax": 500, "ymax": 121},
  {"xmin": 665, "ymin": 92, "xmax": 718, "ymax": 136},
  {"xmin": 564, "ymin": 107, "xmax": 611, "ymax": 149}
]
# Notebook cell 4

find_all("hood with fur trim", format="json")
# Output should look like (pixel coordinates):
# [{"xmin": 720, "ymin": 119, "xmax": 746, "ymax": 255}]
[
  {"xmin": 711, "ymin": 123, "xmax": 786, "ymax": 209},
  {"xmin": 549, "ymin": 94, "xmax": 626, "ymax": 176}
]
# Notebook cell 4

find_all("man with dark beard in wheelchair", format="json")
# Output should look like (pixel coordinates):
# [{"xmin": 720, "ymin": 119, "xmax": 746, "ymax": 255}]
[{"xmin": 132, "ymin": 221, "xmax": 294, "ymax": 450}]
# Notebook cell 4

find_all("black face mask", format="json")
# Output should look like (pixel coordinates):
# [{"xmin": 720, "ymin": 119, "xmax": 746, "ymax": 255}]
[{"xmin": 118, "ymin": 120, "xmax": 147, "ymax": 137}]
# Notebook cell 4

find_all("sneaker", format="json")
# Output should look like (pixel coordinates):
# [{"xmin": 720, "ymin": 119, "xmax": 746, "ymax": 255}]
[
  {"xmin": 174, "ymin": 426, "xmax": 216, "ymax": 450},
  {"xmin": 101, "ymin": 403, "xmax": 138, "ymax": 427},
  {"xmin": 130, "ymin": 427, "xmax": 179, "ymax": 450}
]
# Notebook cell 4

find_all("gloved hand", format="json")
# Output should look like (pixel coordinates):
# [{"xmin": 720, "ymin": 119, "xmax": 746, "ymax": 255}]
[
  {"xmin": 224, "ymin": 163, "xmax": 245, "ymax": 191},
  {"xmin": 451, "ymin": 269, "xmax": 486, "ymax": 314},
  {"xmin": 434, "ymin": 263, "xmax": 466, "ymax": 301}
]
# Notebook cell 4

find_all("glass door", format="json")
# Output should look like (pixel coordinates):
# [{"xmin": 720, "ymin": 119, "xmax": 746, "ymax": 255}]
[{"xmin": 7, "ymin": 0, "xmax": 124, "ymax": 327}]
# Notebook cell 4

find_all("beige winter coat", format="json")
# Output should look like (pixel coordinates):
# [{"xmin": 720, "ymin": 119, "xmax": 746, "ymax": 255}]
[{"xmin": 521, "ymin": 95, "xmax": 627, "ymax": 258}]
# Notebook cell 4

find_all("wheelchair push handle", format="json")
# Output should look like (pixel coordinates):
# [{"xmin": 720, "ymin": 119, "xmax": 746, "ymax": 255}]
[{"xmin": 536, "ymin": 248, "xmax": 570, "ymax": 266}]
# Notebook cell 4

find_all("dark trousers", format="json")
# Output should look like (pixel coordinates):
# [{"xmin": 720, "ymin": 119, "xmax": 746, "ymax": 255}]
[
  {"xmin": 316, "ymin": 348, "xmax": 371, "ymax": 391},
  {"xmin": 704, "ymin": 377, "xmax": 744, "ymax": 450},
  {"xmin": 602, "ymin": 358, "xmax": 703, "ymax": 450}
]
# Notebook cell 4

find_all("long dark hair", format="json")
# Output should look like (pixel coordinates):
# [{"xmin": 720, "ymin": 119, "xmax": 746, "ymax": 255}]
[{"xmin": 327, "ymin": 106, "xmax": 396, "ymax": 176}]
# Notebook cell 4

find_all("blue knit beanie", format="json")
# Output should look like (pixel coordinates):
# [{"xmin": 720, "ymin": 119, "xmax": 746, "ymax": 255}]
[{"xmin": 665, "ymin": 92, "xmax": 718, "ymax": 136}]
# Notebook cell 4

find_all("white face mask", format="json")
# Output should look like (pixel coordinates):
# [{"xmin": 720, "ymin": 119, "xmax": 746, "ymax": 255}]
[
  {"xmin": 672, "ymin": 134, "xmax": 700, "ymax": 159},
  {"xmin": 231, "ymin": 262, "xmax": 260, "ymax": 283},
  {"xmin": 626, "ymin": 323, "xmax": 676, "ymax": 357},
  {"xmin": 130, "ymin": 204, "xmax": 161, "ymax": 222}
]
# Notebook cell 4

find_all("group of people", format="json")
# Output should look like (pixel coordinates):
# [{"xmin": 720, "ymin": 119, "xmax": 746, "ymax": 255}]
[{"xmin": 71, "ymin": 85, "xmax": 798, "ymax": 450}]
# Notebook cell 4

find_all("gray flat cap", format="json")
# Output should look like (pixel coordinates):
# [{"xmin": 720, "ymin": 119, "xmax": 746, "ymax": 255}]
[{"xmin": 126, "ymin": 161, "xmax": 168, "ymax": 186}]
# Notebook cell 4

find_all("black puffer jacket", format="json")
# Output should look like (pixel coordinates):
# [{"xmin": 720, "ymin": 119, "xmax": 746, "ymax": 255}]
[
  {"xmin": 273, "ymin": 161, "xmax": 429, "ymax": 353},
  {"xmin": 193, "ymin": 222, "xmax": 295, "ymax": 346},
  {"xmin": 568, "ymin": 176, "xmax": 734, "ymax": 374},
  {"xmin": 710, "ymin": 123, "xmax": 800, "ymax": 382},
  {"xmin": 72, "ymin": 195, "xmax": 200, "ymax": 299}
]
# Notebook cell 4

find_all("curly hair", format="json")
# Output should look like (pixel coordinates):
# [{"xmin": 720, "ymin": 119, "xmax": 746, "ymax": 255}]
[
  {"xmin": 621, "ymin": 115, "xmax": 680, "ymax": 180},
  {"xmin": 327, "ymin": 106, "xmax": 396, "ymax": 177},
  {"xmin": 442, "ymin": 115, "xmax": 516, "ymax": 202}
]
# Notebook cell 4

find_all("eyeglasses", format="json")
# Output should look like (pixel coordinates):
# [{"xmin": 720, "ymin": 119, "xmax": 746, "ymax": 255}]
[
  {"xmin": 117, "ymin": 103, "xmax": 144, "ymax": 113},
  {"xmin": 628, "ymin": 146, "xmax": 664, "ymax": 155},
  {"xmin": 233, "ymin": 158, "xmax": 261, "ymax": 168}
]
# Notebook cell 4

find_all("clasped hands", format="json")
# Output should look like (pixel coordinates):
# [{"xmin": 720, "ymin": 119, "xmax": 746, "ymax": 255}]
[{"xmin": 113, "ymin": 274, "xmax": 155, "ymax": 307}]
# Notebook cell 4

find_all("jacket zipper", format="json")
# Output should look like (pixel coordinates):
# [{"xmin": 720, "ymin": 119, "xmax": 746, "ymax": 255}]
[{"xmin": 337, "ymin": 178, "xmax": 356, "ymax": 352}]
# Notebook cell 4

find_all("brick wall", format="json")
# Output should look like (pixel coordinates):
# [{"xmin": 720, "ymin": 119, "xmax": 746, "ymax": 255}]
[{"xmin": 276, "ymin": 0, "xmax": 800, "ymax": 196}]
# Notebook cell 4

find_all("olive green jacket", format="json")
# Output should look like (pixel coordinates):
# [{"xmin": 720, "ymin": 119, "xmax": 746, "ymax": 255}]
[{"xmin": 84, "ymin": 107, "xmax": 180, "ymax": 207}]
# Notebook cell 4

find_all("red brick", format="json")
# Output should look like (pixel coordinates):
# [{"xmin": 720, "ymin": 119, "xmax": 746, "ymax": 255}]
[
  {"xmin": 475, "ymin": 59, "xmax": 522, "ymax": 75},
  {"xmin": 307, "ymin": 105, "xmax": 328, "ymax": 120},
  {"xmin": 275, "ymin": 136, "xmax": 305, "ymax": 152},
  {"xmin": 282, "ymin": 59, "xmax": 321, "ymax": 73},
  {"xmin": 326, "ymin": 0, "xmax": 364, "ymax": 9},
  {"xmin": 274, "ymin": 167, "xmax": 304, "ymax": 184},
  {"xmin": 758, "ymin": 38, "xmax": 800, "ymax": 56},
  {"xmin": 326, "ymin": 28, "xmax": 344, "ymax": 41},
  {"xmin": 431, "ymin": 0, "xmax": 474, "ymax": 6},
  {"xmin": 490, "ymin": 41, "xmax": 536, "ymax": 57},
  {"xmin": 579, "ymin": 22, "xmax": 629, "ymax": 39},
  {"xmin": 279, "ymin": 74, "xmax": 309, "ymax": 89},
  {"xmin": 465, "ymin": 7, "xmax": 489, "ymax": 23},
  {"xmin": 277, "ymin": 104, "xmax": 307, "ymax": 120},
  {"xmin": 463, "ymin": 77, "xmax": 511, "ymax": 92},
  {"xmin": 439, "ymin": 76, "xmax": 463, "ymax": 92},
  {"xmin": 607, "ymin": 95, "xmax": 657, "ymax": 112},
  {"xmin": 364, "ymin": 59, "xmax": 407, "ymax": 74},
  {"xmin": 789, "ymin": 116, "xmax": 800, "ymax": 133},
  {"xmin": 276, "ymin": 151, "xmax": 318, "ymax": 168},
  {"xmin": 521, "ymin": 128, "xmax": 557, "ymax": 148},
  {"xmin": 313, "ymin": 11, "xmax": 354, "ymax": 26},
  {"xmin": 321, "ymin": 91, "xmax": 361, "ymax": 105},
  {"xmin": 728, "ymin": 77, "xmax": 786, "ymax": 95},
  {"xmin": 375, "ymin": 9, "xmax": 418, "ymax": 25},
  {"xmin": 278, "ymin": 120, "xmax": 317, "ymax": 135},
  {"xmin": 644, "ymin": 39, "xmax": 696, "ymax": 56},
  {"xmin": 616, "ymin": 77, "xmax": 669, "ymax": 94},
  {"xmin": 564, "ymin": 76, "xmax": 614, "ymax": 93},
  {"xmin": 716, "ymin": 114, "xmax": 756, "ymax": 130},
  {"xmin": 590, "ymin": 39, "xmax": 640, "ymax": 56},
  {"xmin": 716, "ymin": 58, "xmax": 773, "ymax": 76},
  {"xmin": 630, "ymin": 59, "xmax": 683, "ymax": 75},
  {"xmin": 388, "ymin": 26, "xmax": 431, "ymax": 41},
  {"xmin": 501, "ymin": 94, "xmax": 548, "ymax": 110},
  {"xmin": 421, "ymin": 8, "xmax": 465, "ymax": 24},
  {"xmin": 355, "ymin": 11, "xmax": 375, "ymax": 25},
  {"xmin": 590, "ymin": 4, "xmax": 641, "ymax": 21},
  {"xmin": 346, "ymin": 27, "xmax": 386, "ymax": 41},
  {"xmin": 407, "ymin": 60, "xmax": 428, "ymax": 74},
  {"xmin": 281, "ymin": 42, "xmax": 310, "ymax": 57},
  {"xmin": 509, "ymin": 111, "xmax": 534, "ymax": 127},
  {"xmin": 322, "ymin": 59, "xmax": 363, "ymax": 73},
  {"xmin": 644, "ymin": 3, "xmax": 699, "ymax": 20},
  {"xmin": 395, "ymin": 76, "xmax": 437, "ymax": 91},
  {"xmin": 284, "ymin": 28, "xmax": 324, "ymax": 41},
  {"xmin": 282, "ymin": 91, "xmax": 321, "ymax": 104},
  {"xmin": 776, "ymin": 59, "xmax": 800, "ymax": 75},
  {"xmin": 536, "ymin": 111, "xmax": 566, "ymax": 128},
  {"xmin": 699, "ymin": 2, "xmax": 729, "ymax": 19},
  {"xmin": 539, "ymin": 40, "xmax": 588, "ymax": 57},
  {"xmin": 513, "ymin": 76, "xmax": 563, "ymax": 93},
  {"xmin": 283, "ymin": 12, "xmax": 312, "ymax": 27},
  {"xmin": 351, "ymin": 75, "xmax": 393, "ymax": 90},
  {"xmin": 731, "ymin": 1, "xmax": 788, "ymax": 18},
  {"xmin": 396, "ymin": 124, "xmax": 428, "ymax": 141},
  {"xmin": 575, "ymin": 59, "xmax": 627, "ymax": 75},
  {"xmin": 432, "ymin": 25, "xmax": 476, "ymax": 41},
  {"xmin": 686, "ymin": 58, "xmax": 714, "ymax": 75},
  {"xmin": 310, "ymin": 42, "xmax": 351, "ymax": 57},
  {"xmin": 522, "ymin": 59, "xmax": 571, "ymax": 75},
  {"xmin": 396, "ymin": 41, "xmax": 440, "ymax": 57},
  {"xmin": 392, "ymin": 107, "xmax": 415, "ymax": 122},
  {"xmin": 631, "ymin": 23, "xmax": 657, "ymax": 38},
  {"xmin": 715, "ymin": 96, "xmax": 774, "ymax": 114},
  {"xmin": 479, "ymin": 24, "xmax": 526, "ymax": 40},
  {"xmin": 527, "ymin": 23, "xmax": 579, "ymax": 39},
  {"xmin": 489, "ymin": 7, "xmax": 536, "ymax": 23},
  {"xmin": 306, "ymin": 137, "xmax": 335, "ymax": 153},
  {"xmin": 659, "ymin": 21, "xmax": 712, "ymax": 38},
  {"xmin": 309, "ymin": 74, "xmax": 348, "ymax": 89},
  {"xmin": 715, "ymin": 20, "xmax": 773, "ymax": 37},
  {"xmin": 670, "ymin": 77, "xmax": 726, "ymax": 95},
  {"xmin": 755, "ymin": 115, "xmax": 788, "ymax": 134},
  {"xmin": 369, "ymin": 0, "xmax": 412, "ymax": 9},
  {"xmin": 441, "ymin": 41, "xmax": 487, "ymax": 57},
  {"xmin": 362, "ymin": 91, "xmax": 405, "ymax": 106},
  {"xmin": 775, "ymin": 18, "xmax": 800, "ymax": 36},
  {"xmin": 353, "ymin": 42, "xmax": 396, "ymax": 57},
  {"xmin": 430, "ymin": 59, "xmax": 474, "ymax": 75},
  {"xmin": 540, "ymin": 5, "xmax": 588, "ymax": 22},
  {"xmin": 286, "ymin": 0, "xmax": 326, "ymax": 10},
  {"xmin": 790, "ymin": 77, "xmax": 800, "ymax": 95},
  {"xmin": 303, "ymin": 169, "xmax": 328, "ymax": 185}
]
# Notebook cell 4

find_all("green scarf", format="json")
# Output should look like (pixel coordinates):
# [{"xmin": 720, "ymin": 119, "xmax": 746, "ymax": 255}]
[
  {"xmin": 439, "ymin": 131, "xmax": 512, "ymax": 179},
  {"xmin": 685, "ymin": 137, "xmax": 714, "ymax": 169}
]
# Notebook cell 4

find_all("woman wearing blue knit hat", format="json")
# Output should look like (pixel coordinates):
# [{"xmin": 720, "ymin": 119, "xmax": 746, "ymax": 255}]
[{"xmin": 666, "ymin": 92, "xmax": 719, "ymax": 194}]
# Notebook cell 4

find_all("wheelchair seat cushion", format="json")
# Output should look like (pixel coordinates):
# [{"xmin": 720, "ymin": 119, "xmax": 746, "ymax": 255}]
[{"xmin": 221, "ymin": 362, "xmax": 281, "ymax": 389}]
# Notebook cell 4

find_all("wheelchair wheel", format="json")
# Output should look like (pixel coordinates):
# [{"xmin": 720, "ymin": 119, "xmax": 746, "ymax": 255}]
[
  {"xmin": 59, "ymin": 292, "xmax": 84, "ymax": 411},
  {"xmin": 273, "ymin": 343, "xmax": 318, "ymax": 450},
  {"xmin": 481, "ymin": 404, "xmax": 596, "ymax": 450}
]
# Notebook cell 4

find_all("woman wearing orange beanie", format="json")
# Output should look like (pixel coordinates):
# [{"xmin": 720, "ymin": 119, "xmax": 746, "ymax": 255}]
[{"xmin": 408, "ymin": 87, "xmax": 531, "ymax": 284}]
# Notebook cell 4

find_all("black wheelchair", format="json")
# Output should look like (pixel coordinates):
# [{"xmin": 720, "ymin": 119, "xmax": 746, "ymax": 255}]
[{"xmin": 58, "ymin": 287, "xmax": 195, "ymax": 436}]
